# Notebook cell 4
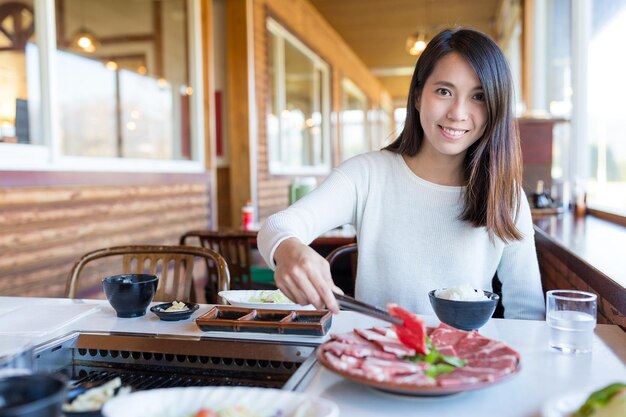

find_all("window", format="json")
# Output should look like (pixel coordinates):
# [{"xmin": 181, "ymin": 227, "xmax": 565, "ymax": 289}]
[
  {"xmin": 586, "ymin": 0, "xmax": 626, "ymax": 214},
  {"xmin": 538, "ymin": 0, "xmax": 626, "ymax": 216},
  {"xmin": 0, "ymin": 0, "xmax": 204, "ymax": 172},
  {"xmin": 340, "ymin": 78, "xmax": 368, "ymax": 161},
  {"xmin": 0, "ymin": 0, "xmax": 41, "ymax": 146},
  {"xmin": 368, "ymin": 105, "xmax": 393, "ymax": 150},
  {"xmin": 267, "ymin": 18, "xmax": 331, "ymax": 175}
]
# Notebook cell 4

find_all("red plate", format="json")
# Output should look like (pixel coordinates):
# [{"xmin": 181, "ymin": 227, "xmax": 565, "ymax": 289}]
[{"xmin": 317, "ymin": 326, "xmax": 521, "ymax": 396}]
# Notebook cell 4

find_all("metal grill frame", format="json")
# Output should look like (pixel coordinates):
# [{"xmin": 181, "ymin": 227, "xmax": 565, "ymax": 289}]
[{"xmin": 33, "ymin": 331, "xmax": 319, "ymax": 392}]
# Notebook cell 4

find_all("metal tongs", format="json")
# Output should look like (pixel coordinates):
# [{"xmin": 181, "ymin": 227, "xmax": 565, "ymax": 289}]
[{"xmin": 334, "ymin": 293, "xmax": 402, "ymax": 326}]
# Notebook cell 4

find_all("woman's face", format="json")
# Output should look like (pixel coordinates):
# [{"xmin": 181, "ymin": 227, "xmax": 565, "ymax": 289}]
[{"xmin": 417, "ymin": 52, "xmax": 488, "ymax": 163}]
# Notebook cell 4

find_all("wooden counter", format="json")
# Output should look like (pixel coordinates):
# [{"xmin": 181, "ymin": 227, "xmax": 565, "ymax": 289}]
[{"xmin": 533, "ymin": 211, "xmax": 625, "ymax": 328}]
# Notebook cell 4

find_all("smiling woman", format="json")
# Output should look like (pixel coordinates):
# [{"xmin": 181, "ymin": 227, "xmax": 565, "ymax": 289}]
[{"xmin": 258, "ymin": 28, "xmax": 545, "ymax": 321}]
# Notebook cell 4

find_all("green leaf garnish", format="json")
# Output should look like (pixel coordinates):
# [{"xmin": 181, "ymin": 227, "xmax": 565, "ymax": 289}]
[
  {"xmin": 404, "ymin": 336, "xmax": 467, "ymax": 379},
  {"xmin": 574, "ymin": 383, "xmax": 626, "ymax": 417},
  {"xmin": 440, "ymin": 354, "xmax": 467, "ymax": 368},
  {"xmin": 424, "ymin": 364, "xmax": 456, "ymax": 379}
]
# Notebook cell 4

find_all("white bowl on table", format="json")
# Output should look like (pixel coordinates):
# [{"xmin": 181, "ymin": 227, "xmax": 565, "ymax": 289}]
[{"xmin": 102, "ymin": 386, "xmax": 338, "ymax": 417}]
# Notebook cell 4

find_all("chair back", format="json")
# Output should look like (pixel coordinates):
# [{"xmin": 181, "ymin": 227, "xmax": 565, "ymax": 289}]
[
  {"xmin": 66, "ymin": 245, "xmax": 230, "ymax": 303},
  {"xmin": 326, "ymin": 243, "xmax": 505, "ymax": 318},
  {"xmin": 180, "ymin": 230, "xmax": 257, "ymax": 301},
  {"xmin": 326, "ymin": 243, "xmax": 358, "ymax": 296}
]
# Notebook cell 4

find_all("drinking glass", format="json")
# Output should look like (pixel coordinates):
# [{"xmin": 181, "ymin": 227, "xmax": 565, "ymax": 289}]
[{"xmin": 546, "ymin": 290, "xmax": 597, "ymax": 354}]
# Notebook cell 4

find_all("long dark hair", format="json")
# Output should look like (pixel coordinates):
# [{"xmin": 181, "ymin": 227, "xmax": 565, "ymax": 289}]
[{"xmin": 385, "ymin": 28, "xmax": 523, "ymax": 242}]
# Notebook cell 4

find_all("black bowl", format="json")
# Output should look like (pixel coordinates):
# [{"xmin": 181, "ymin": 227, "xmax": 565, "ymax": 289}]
[
  {"xmin": 0, "ymin": 374, "xmax": 66, "ymax": 417},
  {"xmin": 428, "ymin": 289, "xmax": 499, "ymax": 331},
  {"xmin": 150, "ymin": 302, "xmax": 199, "ymax": 321},
  {"xmin": 102, "ymin": 274, "xmax": 159, "ymax": 318}
]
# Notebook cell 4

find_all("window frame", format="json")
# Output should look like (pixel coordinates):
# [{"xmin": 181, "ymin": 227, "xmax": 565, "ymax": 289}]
[
  {"xmin": 266, "ymin": 18, "xmax": 332, "ymax": 176},
  {"xmin": 571, "ymin": 0, "xmax": 626, "ymax": 218},
  {"xmin": 0, "ymin": 0, "xmax": 205, "ymax": 173}
]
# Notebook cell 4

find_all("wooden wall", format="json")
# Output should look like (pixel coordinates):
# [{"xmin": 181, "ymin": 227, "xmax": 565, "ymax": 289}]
[
  {"xmin": 227, "ymin": 0, "xmax": 390, "ymax": 221},
  {"xmin": 535, "ymin": 227, "xmax": 625, "ymax": 329},
  {"xmin": 518, "ymin": 118, "xmax": 564, "ymax": 196},
  {"xmin": 0, "ymin": 172, "xmax": 212, "ymax": 298}
]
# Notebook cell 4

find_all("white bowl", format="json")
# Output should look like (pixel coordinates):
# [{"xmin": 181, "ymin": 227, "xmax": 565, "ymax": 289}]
[{"xmin": 102, "ymin": 386, "xmax": 338, "ymax": 417}]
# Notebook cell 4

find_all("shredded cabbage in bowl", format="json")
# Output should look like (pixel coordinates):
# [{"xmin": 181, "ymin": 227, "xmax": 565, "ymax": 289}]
[{"xmin": 247, "ymin": 290, "xmax": 294, "ymax": 304}]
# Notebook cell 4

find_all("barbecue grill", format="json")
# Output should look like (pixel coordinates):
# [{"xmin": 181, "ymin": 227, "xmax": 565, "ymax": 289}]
[{"xmin": 33, "ymin": 331, "xmax": 319, "ymax": 392}]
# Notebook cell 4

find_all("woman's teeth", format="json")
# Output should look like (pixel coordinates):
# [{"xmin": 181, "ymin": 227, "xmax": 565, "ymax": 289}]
[{"xmin": 441, "ymin": 127, "xmax": 467, "ymax": 137}]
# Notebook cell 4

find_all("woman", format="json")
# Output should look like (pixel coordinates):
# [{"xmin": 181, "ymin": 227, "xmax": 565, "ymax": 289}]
[{"xmin": 258, "ymin": 28, "xmax": 545, "ymax": 320}]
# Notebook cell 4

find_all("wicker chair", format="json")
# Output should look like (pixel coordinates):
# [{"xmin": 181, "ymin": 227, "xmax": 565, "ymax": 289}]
[
  {"xmin": 180, "ymin": 230, "xmax": 264, "ymax": 303},
  {"xmin": 66, "ymin": 245, "xmax": 230, "ymax": 304}
]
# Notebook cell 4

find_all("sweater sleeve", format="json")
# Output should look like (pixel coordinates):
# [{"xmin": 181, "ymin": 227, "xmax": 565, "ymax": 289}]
[
  {"xmin": 497, "ymin": 195, "xmax": 546, "ymax": 320},
  {"xmin": 257, "ymin": 167, "xmax": 358, "ymax": 269}
]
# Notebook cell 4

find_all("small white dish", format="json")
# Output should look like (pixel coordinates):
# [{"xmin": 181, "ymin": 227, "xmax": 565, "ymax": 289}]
[
  {"xmin": 102, "ymin": 386, "xmax": 338, "ymax": 417},
  {"xmin": 218, "ymin": 290, "xmax": 314, "ymax": 310}
]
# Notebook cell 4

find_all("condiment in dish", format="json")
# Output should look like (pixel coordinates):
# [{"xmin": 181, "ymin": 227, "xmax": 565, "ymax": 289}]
[{"xmin": 150, "ymin": 302, "xmax": 199, "ymax": 321}]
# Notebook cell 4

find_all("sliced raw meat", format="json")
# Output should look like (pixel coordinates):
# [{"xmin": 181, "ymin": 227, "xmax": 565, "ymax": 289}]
[
  {"xmin": 455, "ymin": 333, "xmax": 519, "ymax": 360},
  {"xmin": 360, "ymin": 357, "xmax": 425, "ymax": 382},
  {"xmin": 436, "ymin": 370, "xmax": 485, "ymax": 387},
  {"xmin": 371, "ymin": 326, "xmax": 397, "ymax": 337},
  {"xmin": 430, "ymin": 325, "xmax": 470, "ymax": 349},
  {"xmin": 393, "ymin": 372, "xmax": 437, "ymax": 386},
  {"xmin": 387, "ymin": 304, "xmax": 429, "ymax": 355},
  {"xmin": 330, "ymin": 332, "xmax": 367, "ymax": 345},
  {"xmin": 323, "ymin": 351, "xmax": 349, "ymax": 370},
  {"xmin": 323, "ymin": 352, "xmax": 365, "ymax": 376},
  {"xmin": 435, "ymin": 344, "xmax": 457, "ymax": 357},
  {"xmin": 321, "ymin": 325, "xmax": 520, "ymax": 392},
  {"xmin": 323, "ymin": 340, "xmax": 397, "ymax": 360},
  {"xmin": 466, "ymin": 355, "xmax": 519, "ymax": 373},
  {"xmin": 355, "ymin": 328, "xmax": 416, "ymax": 357}
]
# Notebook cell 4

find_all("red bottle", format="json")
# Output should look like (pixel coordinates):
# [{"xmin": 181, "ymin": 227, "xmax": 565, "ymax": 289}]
[{"xmin": 241, "ymin": 200, "xmax": 254, "ymax": 230}]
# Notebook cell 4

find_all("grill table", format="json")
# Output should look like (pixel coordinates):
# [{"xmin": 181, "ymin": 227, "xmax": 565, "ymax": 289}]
[{"xmin": 1, "ymin": 296, "xmax": 625, "ymax": 417}]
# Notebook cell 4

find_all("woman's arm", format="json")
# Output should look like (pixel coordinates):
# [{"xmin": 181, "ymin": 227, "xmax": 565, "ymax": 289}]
[{"xmin": 257, "ymin": 168, "xmax": 358, "ymax": 312}]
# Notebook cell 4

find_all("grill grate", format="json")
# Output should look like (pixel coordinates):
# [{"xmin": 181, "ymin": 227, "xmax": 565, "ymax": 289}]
[
  {"xmin": 34, "ymin": 332, "xmax": 318, "ymax": 392},
  {"xmin": 68, "ymin": 367, "xmax": 282, "ymax": 390}
]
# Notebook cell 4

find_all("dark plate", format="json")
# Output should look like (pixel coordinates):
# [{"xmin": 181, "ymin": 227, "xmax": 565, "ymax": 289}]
[{"xmin": 150, "ymin": 302, "xmax": 200, "ymax": 321}]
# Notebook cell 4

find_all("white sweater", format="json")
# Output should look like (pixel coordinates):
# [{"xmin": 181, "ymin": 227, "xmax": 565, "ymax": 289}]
[{"xmin": 258, "ymin": 150, "xmax": 545, "ymax": 320}]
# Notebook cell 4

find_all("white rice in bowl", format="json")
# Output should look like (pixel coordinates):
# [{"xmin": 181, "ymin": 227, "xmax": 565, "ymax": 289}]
[{"xmin": 435, "ymin": 284, "xmax": 489, "ymax": 301}]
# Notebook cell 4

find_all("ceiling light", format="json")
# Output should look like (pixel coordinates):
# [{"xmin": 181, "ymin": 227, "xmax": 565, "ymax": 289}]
[
  {"xmin": 72, "ymin": 28, "xmax": 99, "ymax": 53},
  {"xmin": 406, "ymin": 31, "xmax": 428, "ymax": 56}
]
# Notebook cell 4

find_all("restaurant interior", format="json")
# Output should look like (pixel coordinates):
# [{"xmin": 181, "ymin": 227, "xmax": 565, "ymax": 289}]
[{"xmin": 0, "ymin": 0, "xmax": 625, "ymax": 416}]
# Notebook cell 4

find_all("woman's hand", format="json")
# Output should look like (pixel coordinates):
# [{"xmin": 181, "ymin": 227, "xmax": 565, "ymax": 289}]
[{"xmin": 273, "ymin": 238, "xmax": 343, "ymax": 313}]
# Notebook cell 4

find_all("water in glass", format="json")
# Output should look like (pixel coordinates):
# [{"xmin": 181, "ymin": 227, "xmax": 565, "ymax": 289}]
[{"xmin": 547, "ymin": 310, "xmax": 596, "ymax": 353}]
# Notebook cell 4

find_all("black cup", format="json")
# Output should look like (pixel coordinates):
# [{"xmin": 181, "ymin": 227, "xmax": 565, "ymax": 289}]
[
  {"xmin": 0, "ymin": 374, "xmax": 66, "ymax": 417},
  {"xmin": 102, "ymin": 274, "xmax": 158, "ymax": 318}
]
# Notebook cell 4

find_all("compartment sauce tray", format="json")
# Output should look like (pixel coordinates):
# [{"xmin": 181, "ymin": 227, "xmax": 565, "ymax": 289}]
[{"xmin": 195, "ymin": 306, "xmax": 332, "ymax": 336}]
